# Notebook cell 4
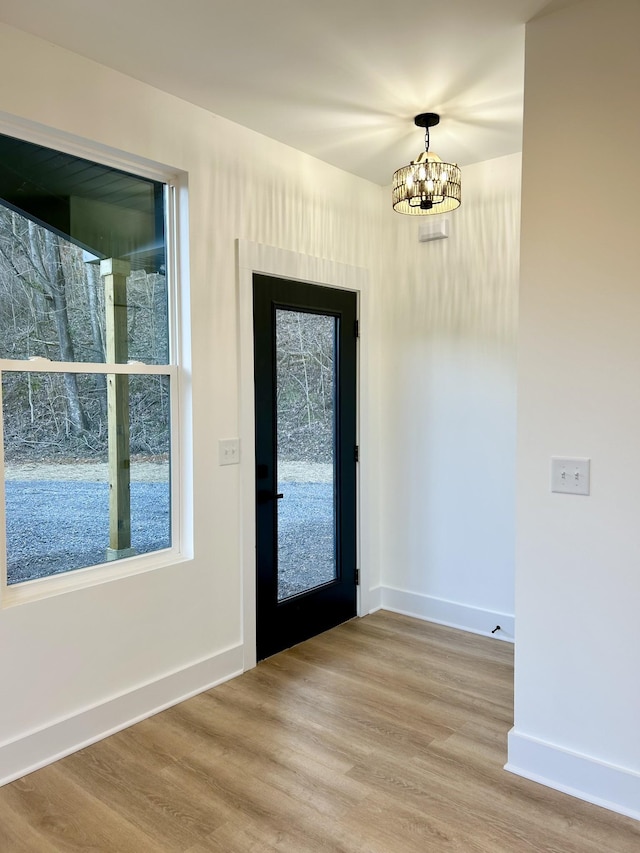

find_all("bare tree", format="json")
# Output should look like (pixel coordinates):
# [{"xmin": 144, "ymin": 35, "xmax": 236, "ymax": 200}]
[
  {"xmin": 276, "ymin": 310, "xmax": 335, "ymax": 462},
  {"xmin": 0, "ymin": 205, "xmax": 171, "ymax": 461}
]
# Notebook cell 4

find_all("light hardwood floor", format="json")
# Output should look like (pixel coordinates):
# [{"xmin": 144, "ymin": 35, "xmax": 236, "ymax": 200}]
[{"xmin": 0, "ymin": 611, "xmax": 638, "ymax": 852}]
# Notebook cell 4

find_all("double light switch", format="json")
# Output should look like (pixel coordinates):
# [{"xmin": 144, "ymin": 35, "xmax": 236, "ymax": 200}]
[{"xmin": 551, "ymin": 457, "xmax": 590, "ymax": 495}]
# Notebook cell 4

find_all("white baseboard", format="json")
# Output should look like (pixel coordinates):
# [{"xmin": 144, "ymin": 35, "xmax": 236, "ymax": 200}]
[
  {"xmin": 506, "ymin": 729, "xmax": 640, "ymax": 823},
  {"xmin": 0, "ymin": 644, "xmax": 244, "ymax": 788},
  {"xmin": 379, "ymin": 586, "xmax": 514, "ymax": 641}
]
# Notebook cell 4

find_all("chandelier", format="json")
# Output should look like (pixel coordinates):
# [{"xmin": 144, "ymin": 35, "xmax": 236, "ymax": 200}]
[{"xmin": 392, "ymin": 113, "xmax": 461, "ymax": 215}]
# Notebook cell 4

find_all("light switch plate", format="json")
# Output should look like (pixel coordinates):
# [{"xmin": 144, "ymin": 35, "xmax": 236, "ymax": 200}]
[
  {"xmin": 219, "ymin": 438, "xmax": 240, "ymax": 466},
  {"xmin": 551, "ymin": 457, "xmax": 590, "ymax": 495}
]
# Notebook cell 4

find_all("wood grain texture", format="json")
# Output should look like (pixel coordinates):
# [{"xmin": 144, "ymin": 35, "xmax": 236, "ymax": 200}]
[{"xmin": 0, "ymin": 611, "xmax": 638, "ymax": 851}]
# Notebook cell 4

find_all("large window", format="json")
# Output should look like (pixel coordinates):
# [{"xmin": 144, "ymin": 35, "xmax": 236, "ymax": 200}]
[{"xmin": 0, "ymin": 131, "xmax": 181, "ymax": 598}]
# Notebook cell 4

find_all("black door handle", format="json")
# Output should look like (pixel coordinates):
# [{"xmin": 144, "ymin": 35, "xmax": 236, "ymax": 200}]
[{"xmin": 257, "ymin": 490, "xmax": 284, "ymax": 504}]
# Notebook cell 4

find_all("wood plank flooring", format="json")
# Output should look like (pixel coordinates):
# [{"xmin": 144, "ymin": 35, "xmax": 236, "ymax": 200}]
[{"xmin": 0, "ymin": 611, "xmax": 638, "ymax": 851}]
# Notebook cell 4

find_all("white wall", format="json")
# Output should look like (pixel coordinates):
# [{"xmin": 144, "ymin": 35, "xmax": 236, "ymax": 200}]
[
  {"xmin": 0, "ymin": 23, "xmax": 383, "ymax": 782},
  {"xmin": 0, "ymin": 19, "xmax": 522, "ymax": 787},
  {"xmin": 377, "ymin": 153, "xmax": 521, "ymax": 637},
  {"xmin": 508, "ymin": 0, "xmax": 640, "ymax": 820}
]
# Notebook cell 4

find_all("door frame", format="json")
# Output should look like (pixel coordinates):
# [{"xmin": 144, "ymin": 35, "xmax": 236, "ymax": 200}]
[{"xmin": 237, "ymin": 240, "xmax": 373, "ymax": 670}]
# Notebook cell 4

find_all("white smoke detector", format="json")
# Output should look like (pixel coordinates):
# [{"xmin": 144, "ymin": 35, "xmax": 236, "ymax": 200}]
[{"xmin": 418, "ymin": 219, "xmax": 449, "ymax": 242}]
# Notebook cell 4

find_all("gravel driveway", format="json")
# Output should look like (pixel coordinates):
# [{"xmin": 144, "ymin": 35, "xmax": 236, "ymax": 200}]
[
  {"xmin": 5, "ymin": 480, "xmax": 171, "ymax": 584},
  {"xmin": 5, "ymin": 473, "xmax": 335, "ymax": 592},
  {"xmin": 276, "ymin": 480, "xmax": 335, "ymax": 599}
]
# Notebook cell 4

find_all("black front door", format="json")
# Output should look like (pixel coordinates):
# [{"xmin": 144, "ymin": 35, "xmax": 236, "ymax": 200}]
[{"xmin": 253, "ymin": 274, "xmax": 357, "ymax": 660}]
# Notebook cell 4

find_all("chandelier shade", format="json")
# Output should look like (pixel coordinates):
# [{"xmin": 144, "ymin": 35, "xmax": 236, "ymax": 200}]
[{"xmin": 392, "ymin": 113, "xmax": 461, "ymax": 215}]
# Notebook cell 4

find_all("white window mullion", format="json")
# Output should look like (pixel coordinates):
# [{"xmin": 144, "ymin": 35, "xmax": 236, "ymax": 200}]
[{"xmin": 0, "ymin": 360, "xmax": 174, "ymax": 376}]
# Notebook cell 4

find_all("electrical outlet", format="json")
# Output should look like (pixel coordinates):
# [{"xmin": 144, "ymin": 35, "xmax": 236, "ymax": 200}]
[
  {"xmin": 551, "ymin": 457, "xmax": 590, "ymax": 495},
  {"xmin": 219, "ymin": 438, "xmax": 240, "ymax": 466}
]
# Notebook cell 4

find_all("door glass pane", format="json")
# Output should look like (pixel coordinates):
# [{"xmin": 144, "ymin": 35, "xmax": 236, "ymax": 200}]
[{"xmin": 276, "ymin": 309, "xmax": 336, "ymax": 601}]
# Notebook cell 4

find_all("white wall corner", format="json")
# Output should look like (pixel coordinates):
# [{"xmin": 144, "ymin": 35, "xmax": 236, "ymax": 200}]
[
  {"xmin": 380, "ymin": 586, "xmax": 514, "ymax": 642},
  {"xmin": 367, "ymin": 585, "xmax": 383, "ymax": 614},
  {"xmin": 0, "ymin": 644, "xmax": 244, "ymax": 788},
  {"xmin": 506, "ymin": 729, "xmax": 640, "ymax": 823}
]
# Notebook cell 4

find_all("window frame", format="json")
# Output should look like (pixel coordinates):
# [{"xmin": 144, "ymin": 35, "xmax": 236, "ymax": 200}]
[{"xmin": 0, "ymin": 118, "xmax": 192, "ymax": 607}]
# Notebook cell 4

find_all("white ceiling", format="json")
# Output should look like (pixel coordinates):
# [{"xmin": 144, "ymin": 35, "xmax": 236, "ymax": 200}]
[{"xmin": 0, "ymin": 0, "xmax": 572, "ymax": 185}]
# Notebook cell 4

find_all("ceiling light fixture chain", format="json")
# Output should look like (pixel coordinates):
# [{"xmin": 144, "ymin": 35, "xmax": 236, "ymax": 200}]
[{"xmin": 392, "ymin": 112, "xmax": 461, "ymax": 216}]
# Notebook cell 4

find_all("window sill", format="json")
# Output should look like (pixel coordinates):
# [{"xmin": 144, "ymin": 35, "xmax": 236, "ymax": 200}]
[{"xmin": 1, "ymin": 548, "xmax": 192, "ymax": 608}]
